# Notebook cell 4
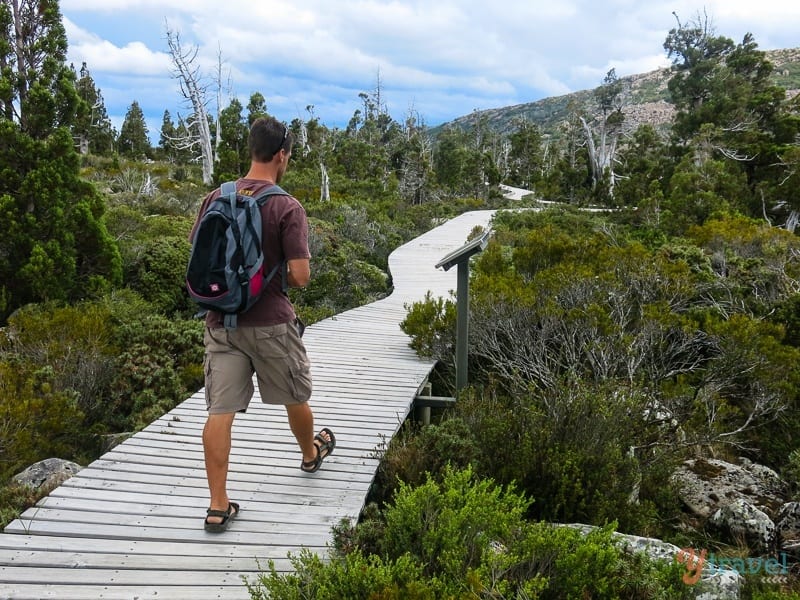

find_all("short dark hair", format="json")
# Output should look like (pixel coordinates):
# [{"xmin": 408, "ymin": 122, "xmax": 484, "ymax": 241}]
[{"xmin": 249, "ymin": 117, "xmax": 293, "ymax": 162}]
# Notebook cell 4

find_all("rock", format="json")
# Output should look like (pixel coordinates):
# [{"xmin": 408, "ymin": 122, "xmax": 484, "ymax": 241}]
[
  {"xmin": 776, "ymin": 502, "xmax": 800, "ymax": 548},
  {"xmin": 709, "ymin": 499, "xmax": 776, "ymax": 554},
  {"xmin": 738, "ymin": 458, "xmax": 789, "ymax": 506},
  {"xmin": 12, "ymin": 458, "xmax": 82, "ymax": 492},
  {"xmin": 694, "ymin": 566, "xmax": 744, "ymax": 600},
  {"xmin": 671, "ymin": 458, "xmax": 788, "ymax": 519}
]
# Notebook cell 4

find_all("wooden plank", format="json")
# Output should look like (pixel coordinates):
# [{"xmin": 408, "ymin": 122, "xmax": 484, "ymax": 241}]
[
  {"xmin": 1, "ymin": 567, "xmax": 260, "ymax": 586},
  {"xmin": 0, "ymin": 548, "xmax": 292, "ymax": 572},
  {"xmin": 15, "ymin": 508, "xmax": 331, "ymax": 536},
  {"xmin": 48, "ymin": 470, "xmax": 364, "ymax": 502},
  {"xmin": 3, "ymin": 521, "xmax": 332, "ymax": 547},
  {"xmin": 54, "ymin": 477, "xmax": 368, "ymax": 514},
  {"xmin": 0, "ymin": 533, "xmax": 319, "ymax": 559},
  {"xmin": 23, "ymin": 496, "xmax": 343, "ymax": 525},
  {"xmin": 414, "ymin": 395, "xmax": 457, "ymax": 408},
  {"xmin": 2, "ymin": 584, "xmax": 251, "ymax": 600},
  {"xmin": 43, "ymin": 489, "xmax": 348, "ymax": 519}
]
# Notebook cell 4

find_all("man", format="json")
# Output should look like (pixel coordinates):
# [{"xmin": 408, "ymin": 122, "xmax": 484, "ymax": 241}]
[{"xmin": 190, "ymin": 116, "xmax": 335, "ymax": 533}]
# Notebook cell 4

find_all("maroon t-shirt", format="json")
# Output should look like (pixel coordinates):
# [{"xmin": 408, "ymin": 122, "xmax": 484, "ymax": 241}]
[{"xmin": 190, "ymin": 178, "xmax": 311, "ymax": 327}]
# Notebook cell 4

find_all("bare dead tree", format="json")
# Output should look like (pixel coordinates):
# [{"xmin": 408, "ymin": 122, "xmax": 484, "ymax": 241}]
[
  {"xmin": 213, "ymin": 44, "xmax": 233, "ymax": 161},
  {"xmin": 580, "ymin": 68, "xmax": 628, "ymax": 199},
  {"xmin": 165, "ymin": 26, "xmax": 214, "ymax": 185},
  {"xmin": 320, "ymin": 163, "xmax": 330, "ymax": 202}
]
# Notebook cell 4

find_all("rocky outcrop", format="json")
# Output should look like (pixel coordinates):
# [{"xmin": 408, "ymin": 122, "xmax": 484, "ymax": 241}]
[
  {"xmin": 13, "ymin": 457, "xmax": 82, "ymax": 492},
  {"xmin": 671, "ymin": 458, "xmax": 788, "ymax": 519},
  {"xmin": 671, "ymin": 456, "xmax": 800, "ymax": 561}
]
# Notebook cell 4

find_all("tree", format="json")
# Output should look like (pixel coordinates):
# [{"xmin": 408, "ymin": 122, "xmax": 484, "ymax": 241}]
[
  {"xmin": 158, "ymin": 109, "xmax": 177, "ymax": 160},
  {"xmin": 540, "ymin": 100, "xmax": 591, "ymax": 204},
  {"xmin": 117, "ymin": 100, "xmax": 151, "ymax": 158},
  {"xmin": 73, "ymin": 62, "xmax": 115, "ymax": 155},
  {"xmin": 434, "ymin": 125, "xmax": 471, "ymax": 191},
  {"xmin": 246, "ymin": 92, "xmax": 269, "ymax": 125},
  {"xmin": 0, "ymin": 0, "xmax": 84, "ymax": 138},
  {"xmin": 507, "ymin": 118, "xmax": 543, "ymax": 190},
  {"xmin": 663, "ymin": 14, "xmax": 800, "ymax": 228},
  {"xmin": 580, "ymin": 68, "xmax": 626, "ymax": 203},
  {"xmin": 433, "ymin": 121, "xmax": 491, "ymax": 197},
  {"xmin": 166, "ymin": 27, "xmax": 214, "ymax": 185},
  {"xmin": 0, "ymin": 0, "xmax": 122, "ymax": 322},
  {"xmin": 214, "ymin": 97, "xmax": 248, "ymax": 182},
  {"xmin": 396, "ymin": 108, "xmax": 434, "ymax": 204},
  {"xmin": 664, "ymin": 11, "xmax": 736, "ymax": 142},
  {"xmin": 664, "ymin": 14, "xmax": 787, "ymax": 160},
  {"xmin": 615, "ymin": 124, "xmax": 669, "ymax": 209}
]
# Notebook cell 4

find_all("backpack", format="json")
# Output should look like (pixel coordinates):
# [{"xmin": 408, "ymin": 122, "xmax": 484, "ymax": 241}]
[{"xmin": 186, "ymin": 181, "xmax": 286, "ymax": 328}]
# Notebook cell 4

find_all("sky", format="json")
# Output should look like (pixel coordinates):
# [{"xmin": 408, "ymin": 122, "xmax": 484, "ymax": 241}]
[{"xmin": 60, "ymin": 0, "xmax": 800, "ymax": 142}]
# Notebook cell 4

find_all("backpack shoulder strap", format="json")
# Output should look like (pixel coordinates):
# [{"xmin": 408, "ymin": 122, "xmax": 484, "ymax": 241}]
[
  {"xmin": 254, "ymin": 184, "xmax": 288, "ymax": 205},
  {"xmin": 220, "ymin": 181, "xmax": 238, "ymax": 202},
  {"xmin": 251, "ymin": 184, "xmax": 290, "ymax": 292}
]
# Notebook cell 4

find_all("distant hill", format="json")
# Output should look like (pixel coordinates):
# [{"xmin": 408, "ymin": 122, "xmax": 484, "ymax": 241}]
[{"xmin": 431, "ymin": 48, "xmax": 800, "ymax": 139}]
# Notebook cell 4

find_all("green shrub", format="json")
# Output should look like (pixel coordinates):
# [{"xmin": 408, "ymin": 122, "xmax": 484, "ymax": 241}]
[
  {"xmin": 370, "ymin": 418, "xmax": 479, "ymax": 507},
  {"xmin": 108, "ymin": 312, "xmax": 203, "ymax": 430},
  {"xmin": 1, "ymin": 301, "xmax": 116, "ymax": 424},
  {"xmin": 400, "ymin": 291, "xmax": 456, "ymax": 359},
  {"xmin": 246, "ymin": 549, "xmax": 444, "ymax": 600},
  {"xmin": 257, "ymin": 467, "xmax": 690, "ymax": 599},
  {"xmin": 0, "ymin": 360, "xmax": 88, "ymax": 479},
  {"xmin": 0, "ymin": 481, "xmax": 41, "ymax": 529},
  {"xmin": 380, "ymin": 465, "xmax": 531, "ymax": 580},
  {"xmin": 124, "ymin": 235, "xmax": 193, "ymax": 316}
]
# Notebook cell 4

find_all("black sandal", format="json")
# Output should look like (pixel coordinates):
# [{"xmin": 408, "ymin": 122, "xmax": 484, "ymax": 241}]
[
  {"xmin": 300, "ymin": 428, "xmax": 336, "ymax": 473},
  {"xmin": 204, "ymin": 501, "xmax": 239, "ymax": 533}
]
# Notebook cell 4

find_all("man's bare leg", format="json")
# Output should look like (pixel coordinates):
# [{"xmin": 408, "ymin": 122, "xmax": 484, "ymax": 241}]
[
  {"xmin": 285, "ymin": 402, "xmax": 318, "ymax": 464},
  {"xmin": 203, "ymin": 412, "xmax": 237, "ymax": 524}
]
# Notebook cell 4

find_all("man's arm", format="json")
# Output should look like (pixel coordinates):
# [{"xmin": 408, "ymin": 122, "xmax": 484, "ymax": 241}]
[{"xmin": 286, "ymin": 258, "xmax": 310, "ymax": 288}]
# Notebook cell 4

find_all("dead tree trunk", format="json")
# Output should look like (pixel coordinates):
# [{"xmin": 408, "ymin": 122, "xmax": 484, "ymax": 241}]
[
  {"xmin": 320, "ymin": 163, "xmax": 330, "ymax": 202},
  {"xmin": 166, "ymin": 27, "xmax": 214, "ymax": 185}
]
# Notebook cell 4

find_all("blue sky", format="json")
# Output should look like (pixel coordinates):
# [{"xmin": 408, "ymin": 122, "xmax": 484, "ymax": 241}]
[{"xmin": 60, "ymin": 0, "xmax": 800, "ymax": 142}]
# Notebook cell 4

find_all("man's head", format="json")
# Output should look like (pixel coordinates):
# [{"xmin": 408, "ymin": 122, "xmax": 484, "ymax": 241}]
[{"xmin": 249, "ymin": 116, "xmax": 293, "ymax": 168}]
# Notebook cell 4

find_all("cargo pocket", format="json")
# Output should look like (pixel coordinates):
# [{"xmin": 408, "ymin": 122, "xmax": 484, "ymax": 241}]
[
  {"xmin": 254, "ymin": 323, "xmax": 289, "ymax": 359},
  {"xmin": 288, "ymin": 357, "xmax": 312, "ymax": 403}
]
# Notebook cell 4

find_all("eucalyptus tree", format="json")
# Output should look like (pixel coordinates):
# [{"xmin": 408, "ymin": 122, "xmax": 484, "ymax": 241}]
[{"xmin": 0, "ymin": 0, "xmax": 121, "ymax": 322}]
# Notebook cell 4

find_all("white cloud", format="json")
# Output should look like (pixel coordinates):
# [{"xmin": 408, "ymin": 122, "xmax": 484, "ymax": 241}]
[{"xmin": 64, "ymin": 18, "xmax": 171, "ymax": 75}]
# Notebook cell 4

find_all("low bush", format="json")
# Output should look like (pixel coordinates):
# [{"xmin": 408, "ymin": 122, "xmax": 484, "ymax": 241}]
[{"xmin": 251, "ymin": 466, "xmax": 690, "ymax": 599}]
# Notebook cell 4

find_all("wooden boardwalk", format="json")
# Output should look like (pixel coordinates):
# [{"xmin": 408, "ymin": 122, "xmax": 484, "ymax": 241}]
[{"xmin": 0, "ymin": 210, "xmax": 495, "ymax": 600}]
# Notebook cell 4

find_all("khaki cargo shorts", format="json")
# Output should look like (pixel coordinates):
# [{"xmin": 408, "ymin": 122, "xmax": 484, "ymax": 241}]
[{"xmin": 203, "ymin": 321, "xmax": 312, "ymax": 414}]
